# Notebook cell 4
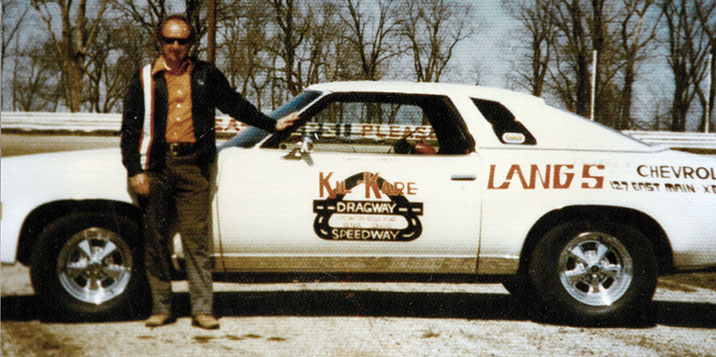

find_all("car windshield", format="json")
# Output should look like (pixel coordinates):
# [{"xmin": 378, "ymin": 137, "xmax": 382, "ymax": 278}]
[{"xmin": 219, "ymin": 90, "xmax": 322, "ymax": 149}]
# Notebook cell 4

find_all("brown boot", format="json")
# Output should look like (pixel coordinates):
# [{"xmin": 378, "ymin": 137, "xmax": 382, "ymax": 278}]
[
  {"xmin": 145, "ymin": 314, "xmax": 172, "ymax": 327},
  {"xmin": 192, "ymin": 314, "xmax": 220, "ymax": 329}
]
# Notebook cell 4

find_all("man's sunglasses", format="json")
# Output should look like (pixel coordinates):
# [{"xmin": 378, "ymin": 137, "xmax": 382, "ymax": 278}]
[{"xmin": 161, "ymin": 36, "xmax": 192, "ymax": 45}]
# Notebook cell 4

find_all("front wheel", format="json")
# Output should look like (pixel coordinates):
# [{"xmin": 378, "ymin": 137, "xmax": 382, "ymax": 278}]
[
  {"xmin": 528, "ymin": 220, "xmax": 657, "ymax": 325},
  {"xmin": 30, "ymin": 213, "xmax": 149, "ymax": 320}
]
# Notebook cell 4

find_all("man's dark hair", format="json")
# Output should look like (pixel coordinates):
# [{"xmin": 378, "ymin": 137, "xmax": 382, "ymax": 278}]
[{"xmin": 155, "ymin": 14, "xmax": 194, "ymax": 44}]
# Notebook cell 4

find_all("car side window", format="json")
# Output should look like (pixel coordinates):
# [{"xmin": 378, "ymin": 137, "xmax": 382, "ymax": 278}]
[
  {"xmin": 268, "ymin": 93, "xmax": 474, "ymax": 155},
  {"xmin": 472, "ymin": 98, "xmax": 536, "ymax": 145}
]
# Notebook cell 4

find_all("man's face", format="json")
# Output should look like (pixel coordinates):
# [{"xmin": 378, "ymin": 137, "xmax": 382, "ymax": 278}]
[{"xmin": 160, "ymin": 19, "xmax": 192, "ymax": 66}]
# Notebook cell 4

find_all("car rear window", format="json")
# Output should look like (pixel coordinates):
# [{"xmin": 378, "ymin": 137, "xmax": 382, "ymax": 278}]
[{"xmin": 472, "ymin": 98, "xmax": 536, "ymax": 145}]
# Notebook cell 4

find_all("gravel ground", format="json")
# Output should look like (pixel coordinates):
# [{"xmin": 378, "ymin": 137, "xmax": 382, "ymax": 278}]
[
  {"xmin": 2, "ymin": 264, "xmax": 715, "ymax": 356},
  {"xmin": 2, "ymin": 133, "xmax": 715, "ymax": 355}
]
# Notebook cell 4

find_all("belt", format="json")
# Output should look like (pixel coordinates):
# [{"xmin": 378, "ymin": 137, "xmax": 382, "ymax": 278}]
[{"xmin": 167, "ymin": 142, "xmax": 196, "ymax": 156}]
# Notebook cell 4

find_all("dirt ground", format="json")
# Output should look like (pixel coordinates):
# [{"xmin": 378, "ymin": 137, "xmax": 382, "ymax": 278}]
[{"xmin": 2, "ymin": 264, "xmax": 715, "ymax": 356}]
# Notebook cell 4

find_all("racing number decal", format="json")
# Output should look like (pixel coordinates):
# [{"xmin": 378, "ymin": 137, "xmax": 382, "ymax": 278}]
[{"xmin": 313, "ymin": 172, "xmax": 424, "ymax": 241}]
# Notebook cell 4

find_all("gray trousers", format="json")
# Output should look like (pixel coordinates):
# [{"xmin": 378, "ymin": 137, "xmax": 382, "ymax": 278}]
[{"xmin": 143, "ymin": 152, "xmax": 213, "ymax": 316}]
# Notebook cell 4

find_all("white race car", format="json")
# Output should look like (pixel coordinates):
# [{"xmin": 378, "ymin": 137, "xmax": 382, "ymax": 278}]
[{"xmin": 2, "ymin": 81, "xmax": 715, "ymax": 325}]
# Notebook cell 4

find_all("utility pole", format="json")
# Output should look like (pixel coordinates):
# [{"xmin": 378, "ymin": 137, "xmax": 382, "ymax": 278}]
[
  {"xmin": 708, "ymin": 43, "xmax": 715, "ymax": 133},
  {"xmin": 590, "ymin": 50, "xmax": 597, "ymax": 121},
  {"xmin": 207, "ymin": 0, "xmax": 216, "ymax": 64}
]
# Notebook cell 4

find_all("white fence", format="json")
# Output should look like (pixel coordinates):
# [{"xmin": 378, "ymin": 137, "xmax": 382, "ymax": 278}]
[
  {"xmin": 2, "ymin": 112, "xmax": 122, "ymax": 132},
  {"xmin": 622, "ymin": 130, "xmax": 716, "ymax": 150},
  {"xmin": 0, "ymin": 111, "xmax": 250, "ymax": 134},
  {"xmin": 3, "ymin": 111, "xmax": 716, "ymax": 150}
]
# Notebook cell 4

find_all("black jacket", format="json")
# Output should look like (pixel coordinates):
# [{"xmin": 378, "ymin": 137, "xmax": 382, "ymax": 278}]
[{"xmin": 120, "ymin": 59, "xmax": 276, "ymax": 177}]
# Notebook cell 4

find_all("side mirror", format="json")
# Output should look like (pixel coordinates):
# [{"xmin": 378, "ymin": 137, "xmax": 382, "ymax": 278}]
[{"xmin": 283, "ymin": 134, "xmax": 314, "ymax": 165}]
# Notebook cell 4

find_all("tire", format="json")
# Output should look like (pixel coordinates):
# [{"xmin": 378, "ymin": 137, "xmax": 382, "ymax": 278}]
[
  {"xmin": 30, "ymin": 212, "xmax": 149, "ymax": 320},
  {"xmin": 528, "ymin": 220, "xmax": 657, "ymax": 326},
  {"xmin": 501, "ymin": 274, "xmax": 532, "ymax": 301}
]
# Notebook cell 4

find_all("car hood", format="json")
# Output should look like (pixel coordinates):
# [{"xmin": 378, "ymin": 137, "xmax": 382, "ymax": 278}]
[{"xmin": 1, "ymin": 148, "xmax": 133, "ymax": 206}]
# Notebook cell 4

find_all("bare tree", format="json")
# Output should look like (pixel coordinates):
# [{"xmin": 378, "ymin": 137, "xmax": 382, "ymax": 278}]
[
  {"xmin": 268, "ymin": 0, "xmax": 311, "ymax": 96},
  {"xmin": 298, "ymin": 1, "xmax": 345, "ymax": 86},
  {"xmin": 207, "ymin": 0, "xmax": 217, "ymax": 63},
  {"xmin": 110, "ymin": 0, "xmax": 168, "ymax": 38},
  {"xmin": 546, "ymin": 0, "xmax": 592, "ymax": 116},
  {"xmin": 184, "ymin": 0, "xmax": 206, "ymax": 58},
  {"xmin": 218, "ymin": 0, "xmax": 282, "ymax": 110},
  {"xmin": 509, "ymin": 0, "xmax": 646, "ymax": 129},
  {"xmin": 504, "ymin": 0, "xmax": 557, "ymax": 96},
  {"xmin": 543, "ymin": 0, "xmax": 622, "ymax": 124},
  {"xmin": 590, "ymin": 0, "xmax": 609, "ymax": 121},
  {"xmin": 398, "ymin": 0, "xmax": 473, "ymax": 82},
  {"xmin": 110, "ymin": 0, "xmax": 207, "ymax": 58},
  {"xmin": 3, "ymin": 1, "xmax": 31, "ymax": 110},
  {"xmin": 692, "ymin": 0, "xmax": 715, "ymax": 131},
  {"xmin": 340, "ymin": 0, "xmax": 403, "ymax": 80},
  {"xmin": 660, "ymin": 0, "xmax": 713, "ymax": 131},
  {"xmin": 616, "ymin": 0, "xmax": 661, "ymax": 130},
  {"xmin": 306, "ymin": 2, "xmax": 354, "ymax": 83},
  {"xmin": 220, "ymin": 0, "xmax": 345, "ymax": 108},
  {"xmin": 2, "ymin": 0, "xmax": 30, "ymax": 67},
  {"xmin": 12, "ymin": 38, "xmax": 62, "ymax": 112},
  {"xmin": 85, "ymin": 21, "xmax": 112, "ymax": 113},
  {"xmin": 220, "ymin": 1, "xmax": 272, "ymax": 95},
  {"xmin": 84, "ymin": 19, "xmax": 133, "ymax": 113},
  {"xmin": 31, "ymin": 0, "xmax": 109, "ymax": 112}
]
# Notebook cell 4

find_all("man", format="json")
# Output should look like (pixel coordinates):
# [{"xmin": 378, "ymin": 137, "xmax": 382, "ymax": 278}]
[{"xmin": 120, "ymin": 14, "xmax": 299, "ymax": 329}]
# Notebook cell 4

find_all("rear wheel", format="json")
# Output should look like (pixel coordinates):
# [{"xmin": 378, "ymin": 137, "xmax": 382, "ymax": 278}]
[
  {"xmin": 501, "ymin": 274, "xmax": 532, "ymax": 301},
  {"xmin": 30, "ymin": 212, "xmax": 149, "ymax": 320},
  {"xmin": 528, "ymin": 220, "xmax": 657, "ymax": 325}
]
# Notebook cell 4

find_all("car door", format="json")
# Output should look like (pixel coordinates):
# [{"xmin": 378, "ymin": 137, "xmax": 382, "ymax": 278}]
[{"xmin": 215, "ymin": 92, "xmax": 482, "ymax": 274}]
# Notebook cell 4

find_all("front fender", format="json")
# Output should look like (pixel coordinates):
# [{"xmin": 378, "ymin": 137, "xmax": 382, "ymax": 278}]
[{"xmin": 1, "ymin": 149, "xmax": 134, "ymax": 263}]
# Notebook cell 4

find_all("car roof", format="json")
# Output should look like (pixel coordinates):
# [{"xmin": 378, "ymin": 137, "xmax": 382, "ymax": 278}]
[
  {"xmin": 306, "ymin": 81, "xmax": 544, "ymax": 105},
  {"xmin": 306, "ymin": 81, "xmax": 656, "ymax": 152}
]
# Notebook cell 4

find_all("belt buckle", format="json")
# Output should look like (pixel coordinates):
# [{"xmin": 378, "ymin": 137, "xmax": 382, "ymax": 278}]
[{"xmin": 169, "ymin": 143, "xmax": 181, "ymax": 156}]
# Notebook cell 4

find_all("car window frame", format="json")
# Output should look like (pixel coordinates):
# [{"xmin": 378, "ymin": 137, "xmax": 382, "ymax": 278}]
[
  {"xmin": 219, "ymin": 90, "xmax": 324, "ymax": 150},
  {"xmin": 472, "ymin": 98, "xmax": 537, "ymax": 146},
  {"xmin": 261, "ymin": 92, "xmax": 476, "ymax": 155}
]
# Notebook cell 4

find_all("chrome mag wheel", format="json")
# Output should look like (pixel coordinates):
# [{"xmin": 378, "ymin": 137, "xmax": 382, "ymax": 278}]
[
  {"xmin": 558, "ymin": 231, "xmax": 633, "ymax": 307},
  {"xmin": 57, "ymin": 227, "xmax": 133, "ymax": 305}
]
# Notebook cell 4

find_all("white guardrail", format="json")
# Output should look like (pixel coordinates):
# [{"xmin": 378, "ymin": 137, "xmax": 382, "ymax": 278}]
[
  {"xmin": 2, "ymin": 111, "xmax": 716, "ymax": 150},
  {"xmin": 0, "ymin": 111, "xmax": 250, "ymax": 134},
  {"xmin": 622, "ymin": 130, "xmax": 716, "ymax": 150}
]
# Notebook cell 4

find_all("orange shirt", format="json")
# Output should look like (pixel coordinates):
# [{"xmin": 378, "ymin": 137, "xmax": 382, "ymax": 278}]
[{"xmin": 153, "ymin": 56, "xmax": 195, "ymax": 143}]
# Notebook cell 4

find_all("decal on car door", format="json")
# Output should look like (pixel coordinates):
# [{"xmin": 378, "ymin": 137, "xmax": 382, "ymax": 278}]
[
  {"xmin": 621, "ymin": 164, "xmax": 716, "ymax": 194},
  {"xmin": 487, "ymin": 164, "xmax": 605, "ymax": 190},
  {"xmin": 314, "ymin": 172, "xmax": 423, "ymax": 241}
]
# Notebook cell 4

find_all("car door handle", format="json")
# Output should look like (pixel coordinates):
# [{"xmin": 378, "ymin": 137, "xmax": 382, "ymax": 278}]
[{"xmin": 451, "ymin": 174, "xmax": 476, "ymax": 181}]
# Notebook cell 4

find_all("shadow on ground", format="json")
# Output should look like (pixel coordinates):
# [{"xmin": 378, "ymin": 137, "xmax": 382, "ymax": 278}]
[{"xmin": 2, "ymin": 290, "xmax": 714, "ymax": 329}]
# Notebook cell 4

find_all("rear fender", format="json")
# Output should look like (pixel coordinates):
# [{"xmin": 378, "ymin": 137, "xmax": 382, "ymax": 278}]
[{"xmin": 519, "ymin": 205, "xmax": 674, "ymax": 276}]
